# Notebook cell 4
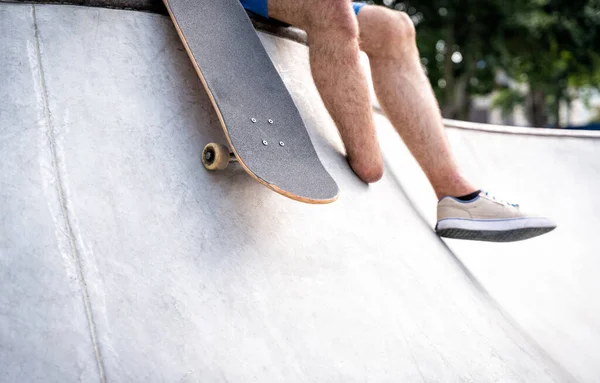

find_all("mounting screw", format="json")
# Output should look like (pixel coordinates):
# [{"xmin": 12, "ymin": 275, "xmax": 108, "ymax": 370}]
[
  {"xmin": 262, "ymin": 140, "xmax": 268, "ymax": 146},
  {"xmin": 251, "ymin": 118, "xmax": 257, "ymax": 123},
  {"xmin": 279, "ymin": 141, "xmax": 285, "ymax": 147},
  {"xmin": 268, "ymin": 119, "xmax": 274, "ymax": 124}
]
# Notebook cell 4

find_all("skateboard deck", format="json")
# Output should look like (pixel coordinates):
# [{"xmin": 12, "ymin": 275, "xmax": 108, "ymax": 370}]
[{"xmin": 163, "ymin": 0, "xmax": 339, "ymax": 204}]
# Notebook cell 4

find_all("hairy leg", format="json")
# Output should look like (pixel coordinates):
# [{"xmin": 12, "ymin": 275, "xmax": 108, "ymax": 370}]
[
  {"xmin": 357, "ymin": 5, "xmax": 475, "ymax": 198},
  {"xmin": 269, "ymin": 0, "xmax": 383, "ymax": 183}
]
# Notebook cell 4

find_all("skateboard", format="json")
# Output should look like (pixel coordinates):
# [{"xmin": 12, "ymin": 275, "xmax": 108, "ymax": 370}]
[{"xmin": 163, "ymin": 0, "xmax": 339, "ymax": 204}]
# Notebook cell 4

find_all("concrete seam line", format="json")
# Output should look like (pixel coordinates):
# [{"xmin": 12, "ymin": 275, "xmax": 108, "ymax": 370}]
[
  {"xmin": 31, "ymin": 5, "xmax": 108, "ymax": 383},
  {"xmin": 2, "ymin": 0, "xmax": 166, "ymax": 14},
  {"xmin": 1, "ymin": 0, "xmax": 310, "ymax": 44},
  {"xmin": 373, "ymin": 106, "xmax": 600, "ymax": 138},
  {"xmin": 443, "ymin": 118, "xmax": 600, "ymax": 138}
]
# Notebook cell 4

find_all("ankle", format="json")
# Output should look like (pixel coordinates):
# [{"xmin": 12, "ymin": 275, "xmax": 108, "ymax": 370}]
[
  {"xmin": 453, "ymin": 190, "xmax": 481, "ymax": 201},
  {"xmin": 434, "ymin": 183, "xmax": 478, "ymax": 201}
]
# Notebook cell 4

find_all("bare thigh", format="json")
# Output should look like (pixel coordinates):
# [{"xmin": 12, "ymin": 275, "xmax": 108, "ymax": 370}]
[{"xmin": 267, "ymin": 0, "xmax": 356, "ymax": 33}]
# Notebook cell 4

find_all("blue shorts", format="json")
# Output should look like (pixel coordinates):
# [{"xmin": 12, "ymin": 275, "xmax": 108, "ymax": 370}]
[{"xmin": 240, "ymin": 0, "xmax": 366, "ymax": 19}]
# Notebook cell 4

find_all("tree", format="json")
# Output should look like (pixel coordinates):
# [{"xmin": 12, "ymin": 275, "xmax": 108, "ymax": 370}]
[
  {"xmin": 363, "ymin": 0, "xmax": 600, "ymax": 126},
  {"xmin": 498, "ymin": 0, "xmax": 600, "ymax": 126}
]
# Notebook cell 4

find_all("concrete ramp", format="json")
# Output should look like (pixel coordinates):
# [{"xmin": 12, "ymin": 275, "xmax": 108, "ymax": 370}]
[{"xmin": 2, "ymin": 3, "xmax": 596, "ymax": 382}]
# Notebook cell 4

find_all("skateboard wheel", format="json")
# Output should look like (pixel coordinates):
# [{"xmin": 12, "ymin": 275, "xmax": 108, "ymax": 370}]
[{"xmin": 202, "ymin": 143, "xmax": 230, "ymax": 171}]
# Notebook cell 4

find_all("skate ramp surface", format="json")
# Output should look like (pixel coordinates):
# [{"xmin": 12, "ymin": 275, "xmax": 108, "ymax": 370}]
[{"xmin": 2, "ymin": 3, "xmax": 598, "ymax": 382}]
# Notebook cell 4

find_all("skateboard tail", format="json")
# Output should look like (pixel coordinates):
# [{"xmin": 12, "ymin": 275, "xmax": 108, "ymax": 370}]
[{"xmin": 253, "ymin": 174, "xmax": 339, "ymax": 204}]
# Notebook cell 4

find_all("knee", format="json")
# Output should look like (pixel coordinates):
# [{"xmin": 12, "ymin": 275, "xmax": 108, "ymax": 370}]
[
  {"xmin": 380, "ymin": 9, "xmax": 415, "ymax": 45},
  {"xmin": 303, "ymin": 0, "xmax": 359, "ymax": 42},
  {"xmin": 362, "ymin": 8, "xmax": 416, "ymax": 58},
  {"xmin": 349, "ymin": 157, "xmax": 384, "ymax": 184}
]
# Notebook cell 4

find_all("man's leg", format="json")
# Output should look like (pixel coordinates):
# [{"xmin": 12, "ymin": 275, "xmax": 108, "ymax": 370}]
[
  {"xmin": 352, "ymin": 4, "xmax": 556, "ymax": 242},
  {"xmin": 355, "ymin": 5, "xmax": 475, "ymax": 199},
  {"xmin": 268, "ymin": 0, "xmax": 383, "ymax": 183},
  {"xmin": 263, "ymin": 0, "xmax": 555, "ymax": 241}
]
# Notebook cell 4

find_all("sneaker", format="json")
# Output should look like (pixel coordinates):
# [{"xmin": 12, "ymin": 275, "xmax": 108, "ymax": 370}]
[{"xmin": 435, "ymin": 191, "xmax": 557, "ymax": 242}]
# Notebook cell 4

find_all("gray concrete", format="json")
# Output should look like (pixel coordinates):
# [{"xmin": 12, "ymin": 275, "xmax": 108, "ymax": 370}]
[
  {"xmin": 2, "ymin": 0, "xmax": 311, "ymax": 46},
  {"xmin": 2, "ymin": 0, "xmax": 167, "ymax": 14},
  {"xmin": 1, "ymin": 3, "xmax": 597, "ymax": 382},
  {"xmin": 397, "ymin": 126, "xmax": 600, "ymax": 382},
  {"xmin": 380, "ymin": 116, "xmax": 600, "ymax": 383}
]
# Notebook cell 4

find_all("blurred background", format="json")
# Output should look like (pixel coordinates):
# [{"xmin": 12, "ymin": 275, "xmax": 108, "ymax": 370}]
[{"xmin": 361, "ymin": 0, "xmax": 600, "ymax": 129}]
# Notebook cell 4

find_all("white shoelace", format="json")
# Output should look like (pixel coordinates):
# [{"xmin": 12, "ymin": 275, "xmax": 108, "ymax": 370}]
[{"xmin": 482, "ymin": 191, "xmax": 519, "ymax": 208}]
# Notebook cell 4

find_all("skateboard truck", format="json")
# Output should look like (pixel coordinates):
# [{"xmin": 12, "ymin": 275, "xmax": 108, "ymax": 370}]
[{"xmin": 202, "ymin": 142, "xmax": 238, "ymax": 171}]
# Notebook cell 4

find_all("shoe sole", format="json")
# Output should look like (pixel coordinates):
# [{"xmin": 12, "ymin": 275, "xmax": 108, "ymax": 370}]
[
  {"xmin": 436, "ymin": 226, "xmax": 556, "ymax": 242},
  {"xmin": 435, "ymin": 217, "xmax": 557, "ymax": 242}
]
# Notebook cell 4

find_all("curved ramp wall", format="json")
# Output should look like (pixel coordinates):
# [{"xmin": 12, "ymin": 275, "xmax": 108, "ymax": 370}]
[{"xmin": 2, "ymin": 3, "xmax": 597, "ymax": 382}]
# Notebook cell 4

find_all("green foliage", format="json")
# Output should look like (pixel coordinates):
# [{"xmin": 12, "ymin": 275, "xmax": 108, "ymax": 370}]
[
  {"xmin": 491, "ymin": 87, "xmax": 526, "ymax": 118},
  {"xmin": 590, "ymin": 106, "xmax": 600, "ymax": 123},
  {"xmin": 359, "ymin": 0, "xmax": 600, "ymax": 126}
]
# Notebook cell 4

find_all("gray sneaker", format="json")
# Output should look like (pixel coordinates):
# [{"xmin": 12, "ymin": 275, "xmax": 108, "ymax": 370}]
[{"xmin": 435, "ymin": 191, "xmax": 557, "ymax": 242}]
